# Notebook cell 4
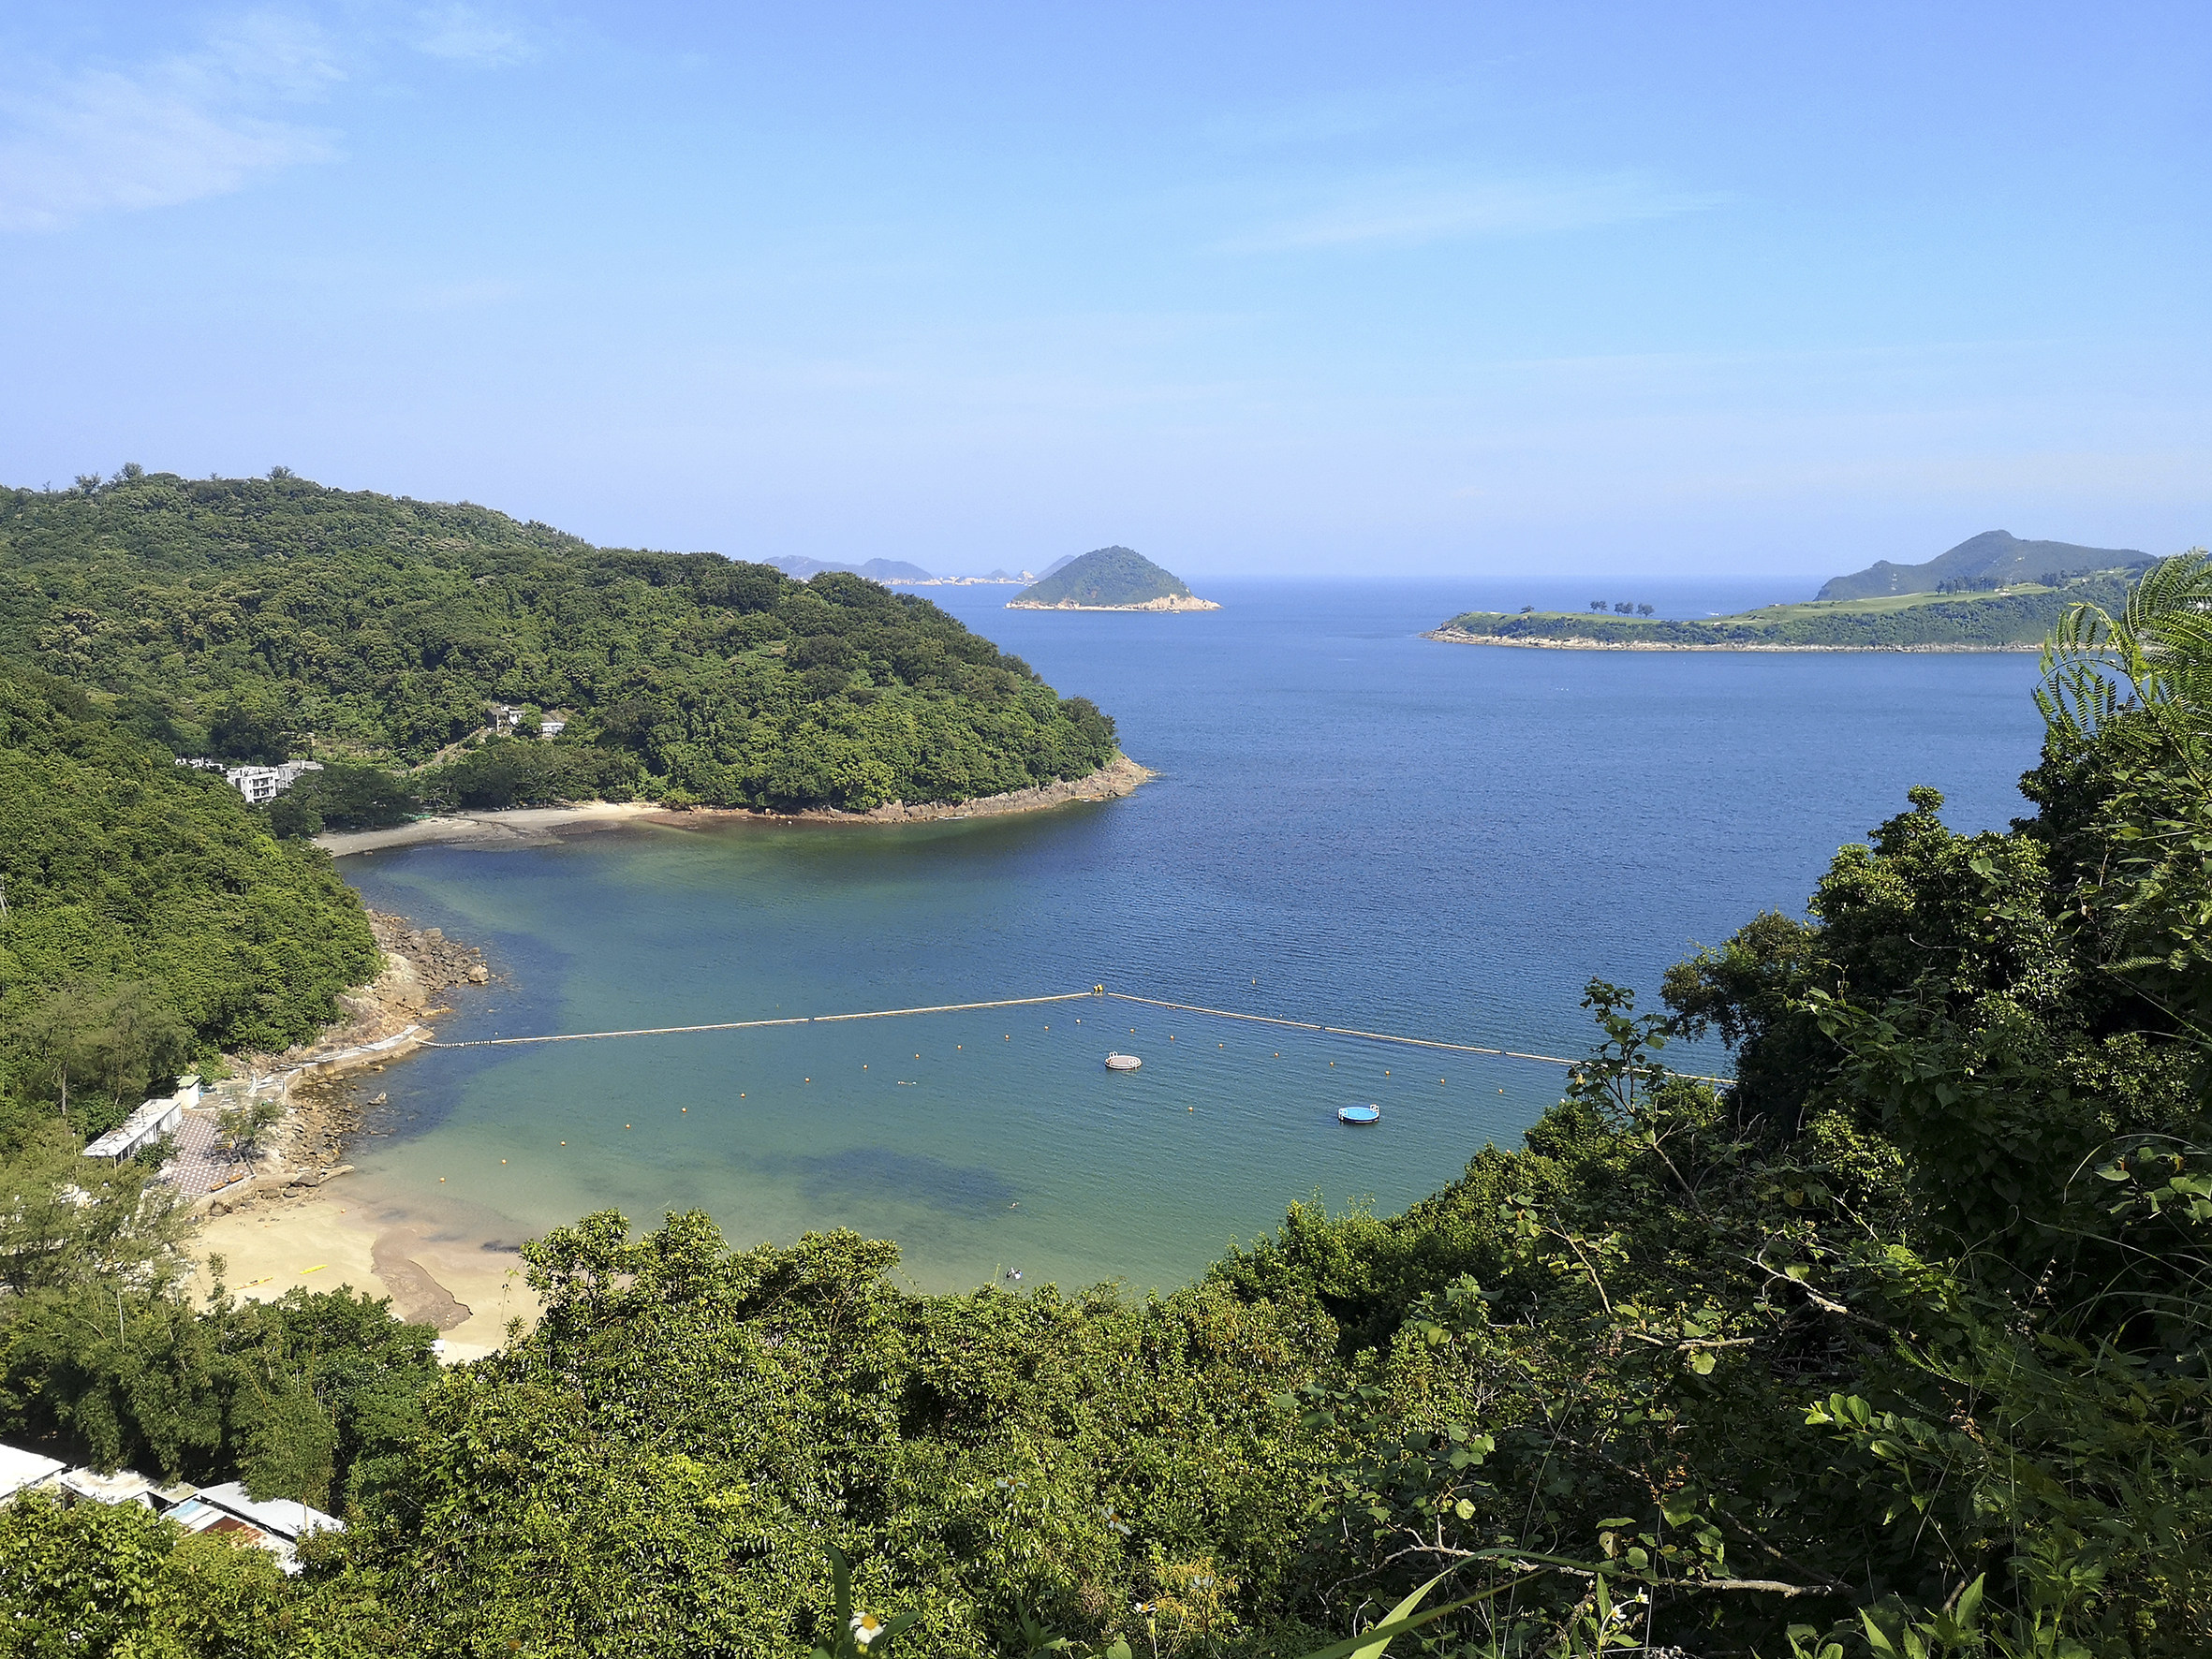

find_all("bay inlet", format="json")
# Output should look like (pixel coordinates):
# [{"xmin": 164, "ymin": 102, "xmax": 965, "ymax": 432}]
[{"xmin": 332, "ymin": 580, "xmax": 2051, "ymax": 1292}]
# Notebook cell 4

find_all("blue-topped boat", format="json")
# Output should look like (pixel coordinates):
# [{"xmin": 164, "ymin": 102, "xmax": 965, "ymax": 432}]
[{"xmin": 1336, "ymin": 1104, "xmax": 1381, "ymax": 1125}]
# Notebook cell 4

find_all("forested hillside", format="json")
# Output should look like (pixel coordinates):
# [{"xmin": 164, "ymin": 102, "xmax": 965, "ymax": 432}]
[
  {"xmin": 0, "ymin": 471, "xmax": 1118, "ymax": 812},
  {"xmin": 2, "ymin": 558, "xmax": 2207, "ymax": 1656},
  {"xmin": 0, "ymin": 663, "xmax": 376, "ymax": 1136}
]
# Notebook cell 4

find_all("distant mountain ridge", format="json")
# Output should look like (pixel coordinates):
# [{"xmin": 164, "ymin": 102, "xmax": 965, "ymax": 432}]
[
  {"xmin": 765, "ymin": 554, "xmax": 935, "ymax": 582},
  {"xmin": 1819, "ymin": 530, "xmax": 2150, "ymax": 601}
]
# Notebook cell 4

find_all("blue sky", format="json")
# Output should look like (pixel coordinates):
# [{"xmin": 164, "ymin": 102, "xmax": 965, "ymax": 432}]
[{"xmin": 1, "ymin": 3, "xmax": 2205, "ymax": 583}]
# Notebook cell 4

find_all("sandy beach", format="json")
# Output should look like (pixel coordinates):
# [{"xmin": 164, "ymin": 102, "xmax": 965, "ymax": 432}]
[
  {"xmin": 315, "ymin": 799, "xmax": 664, "ymax": 855},
  {"xmin": 192, "ymin": 1188, "xmax": 539, "ymax": 1363}
]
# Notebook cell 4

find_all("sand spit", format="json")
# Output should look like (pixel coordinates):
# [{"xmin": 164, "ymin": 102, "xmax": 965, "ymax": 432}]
[{"xmin": 1424, "ymin": 627, "xmax": 2040, "ymax": 653}]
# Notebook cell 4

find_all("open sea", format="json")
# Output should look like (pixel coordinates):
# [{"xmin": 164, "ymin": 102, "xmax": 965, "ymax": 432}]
[{"xmin": 338, "ymin": 580, "xmax": 2050, "ymax": 1293}]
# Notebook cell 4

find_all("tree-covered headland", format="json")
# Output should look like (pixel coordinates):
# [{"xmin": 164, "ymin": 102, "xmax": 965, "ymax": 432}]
[
  {"xmin": 1, "ymin": 554, "xmax": 2207, "ymax": 1656},
  {"xmin": 0, "ymin": 469, "xmax": 1121, "ymax": 815}
]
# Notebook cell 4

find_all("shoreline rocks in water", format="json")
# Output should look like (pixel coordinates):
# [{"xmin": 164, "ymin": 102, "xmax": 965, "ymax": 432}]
[
  {"xmin": 661, "ymin": 753, "xmax": 1154, "ymax": 826},
  {"xmin": 1007, "ymin": 595, "xmax": 1221, "ymax": 612},
  {"xmin": 1423, "ymin": 627, "xmax": 2042, "ymax": 653}
]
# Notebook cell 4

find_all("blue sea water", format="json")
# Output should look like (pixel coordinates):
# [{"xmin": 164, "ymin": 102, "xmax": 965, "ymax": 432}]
[{"xmin": 338, "ymin": 580, "xmax": 2049, "ymax": 1292}]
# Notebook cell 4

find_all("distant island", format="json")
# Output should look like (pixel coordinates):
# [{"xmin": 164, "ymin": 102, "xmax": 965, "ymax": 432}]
[
  {"xmin": 1008, "ymin": 546, "xmax": 1220, "ymax": 611},
  {"xmin": 1430, "ymin": 531, "xmax": 2164, "ymax": 652}
]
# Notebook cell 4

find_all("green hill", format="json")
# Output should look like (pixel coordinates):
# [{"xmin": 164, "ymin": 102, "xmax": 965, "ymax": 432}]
[
  {"xmin": 1817, "ymin": 528, "xmax": 2149, "ymax": 600},
  {"xmin": 0, "ymin": 661, "xmax": 376, "ymax": 1129},
  {"xmin": 1436, "ymin": 571, "xmax": 2145, "ymax": 650},
  {"xmin": 1009, "ymin": 545, "xmax": 1217, "ymax": 609},
  {"xmin": 0, "ymin": 471, "xmax": 1119, "ymax": 813}
]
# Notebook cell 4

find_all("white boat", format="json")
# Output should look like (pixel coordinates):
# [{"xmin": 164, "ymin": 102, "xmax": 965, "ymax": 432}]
[
  {"xmin": 1104, "ymin": 1052, "xmax": 1142, "ymax": 1071},
  {"xmin": 1337, "ymin": 1104, "xmax": 1381, "ymax": 1124}
]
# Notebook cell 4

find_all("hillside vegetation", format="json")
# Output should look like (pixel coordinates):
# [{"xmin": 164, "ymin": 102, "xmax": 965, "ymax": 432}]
[
  {"xmin": 0, "ymin": 471, "xmax": 1119, "ymax": 814},
  {"xmin": 1819, "ymin": 528, "xmax": 2150, "ymax": 601},
  {"xmin": 1440, "ymin": 570, "xmax": 2146, "ymax": 649},
  {"xmin": 0, "ymin": 663, "xmax": 376, "ymax": 1136},
  {"xmin": 1, "ymin": 556, "xmax": 2207, "ymax": 1656}
]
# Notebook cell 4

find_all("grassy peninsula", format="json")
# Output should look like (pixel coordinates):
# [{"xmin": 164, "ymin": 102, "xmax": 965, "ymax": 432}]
[
  {"xmin": 2, "ymin": 557, "xmax": 2209, "ymax": 1657},
  {"xmin": 0, "ymin": 471, "xmax": 1121, "ymax": 815},
  {"xmin": 1009, "ymin": 545, "xmax": 1219, "ymax": 610},
  {"xmin": 1435, "ymin": 567, "xmax": 2152, "ymax": 650}
]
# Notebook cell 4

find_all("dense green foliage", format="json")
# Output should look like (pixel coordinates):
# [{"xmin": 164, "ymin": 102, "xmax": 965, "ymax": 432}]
[
  {"xmin": 0, "ymin": 471, "xmax": 1119, "ymax": 813},
  {"xmin": 1013, "ymin": 546, "xmax": 1197, "ymax": 608},
  {"xmin": 265, "ymin": 762, "xmax": 421, "ymax": 839},
  {"xmin": 1441, "ymin": 574, "xmax": 2143, "ymax": 649},
  {"xmin": 2, "ymin": 556, "xmax": 2206, "ymax": 1656},
  {"xmin": 0, "ymin": 662, "xmax": 376, "ymax": 1130}
]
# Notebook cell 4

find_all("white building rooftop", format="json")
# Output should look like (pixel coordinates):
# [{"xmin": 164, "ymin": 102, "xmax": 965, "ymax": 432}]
[{"xmin": 0, "ymin": 1443, "xmax": 65, "ymax": 1498}]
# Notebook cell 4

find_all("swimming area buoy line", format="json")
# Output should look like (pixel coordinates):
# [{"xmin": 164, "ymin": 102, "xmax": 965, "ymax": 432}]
[{"xmin": 419, "ymin": 988, "xmax": 1734, "ymax": 1084}]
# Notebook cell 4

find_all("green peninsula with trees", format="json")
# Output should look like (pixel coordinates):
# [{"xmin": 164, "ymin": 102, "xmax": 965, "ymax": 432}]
[
  {"xmin": 0, "ymin": 555, "xmax": 2207, "ymax": 1654},
  {"xmin": 1434, "ymin": 565, "xmax": 2155, "ymax": 651},
  {"xmin": 0, "ymin": 469, "xmax": 1122, "ymax": 815}
]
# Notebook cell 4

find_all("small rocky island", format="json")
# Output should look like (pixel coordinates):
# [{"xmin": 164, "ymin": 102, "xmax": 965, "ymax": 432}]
[{"xmin": 1008, "ymin": 546, "xmax": 1220, "ymax": 611}]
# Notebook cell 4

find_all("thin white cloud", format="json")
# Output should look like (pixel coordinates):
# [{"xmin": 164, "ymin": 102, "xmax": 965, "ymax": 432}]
[
  {"xmin": 413, "ymin": 4, "xmax": 536, "ymax": 67},
  {"xmin": 0, "ymin": 13, "xmax": 343, "ymax": 233},
  {"xmin": 1220, "ymin": 172, "xmax": 1727, "ymax": 253}
]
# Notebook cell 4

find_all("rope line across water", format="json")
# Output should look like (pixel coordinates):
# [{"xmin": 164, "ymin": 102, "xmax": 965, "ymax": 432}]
[{"xmin": 421, "ymin": 987, "xmax": 1734, "ymax": 1082}]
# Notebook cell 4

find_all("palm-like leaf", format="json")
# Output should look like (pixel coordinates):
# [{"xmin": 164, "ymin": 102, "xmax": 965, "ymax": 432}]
[{"xmin": 2036, "ymin": 550, "xmax": 2212, "ymax": 753}]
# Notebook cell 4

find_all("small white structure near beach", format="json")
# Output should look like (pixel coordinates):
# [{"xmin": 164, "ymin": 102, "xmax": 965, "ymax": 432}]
[{"xmin": 83, "ymin": 1076, "xmax": 200, "ymax": 1163}]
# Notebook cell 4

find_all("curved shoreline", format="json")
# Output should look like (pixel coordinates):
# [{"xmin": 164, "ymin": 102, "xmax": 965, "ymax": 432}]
[
  {"xmin": 1424, "ymin": 627, "xmax": 2041, "ymax": 653},
  {"xmin": 314, "ymin": 755, "xmax": 1152, "ymax": 856}
]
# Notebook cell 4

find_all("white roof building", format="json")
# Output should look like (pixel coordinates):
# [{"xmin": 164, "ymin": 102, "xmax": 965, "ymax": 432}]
[
  {"xmin": 83, "ymin": 1077, "xmax": 199, "ymax": 1163},
  {"xmin": 0, "ymin": 1440, "xmax": 341, "ymax": 1575},
  {"xmin": 0, "ymin": 1444, "xmax": 65, "ymax": 1499}
]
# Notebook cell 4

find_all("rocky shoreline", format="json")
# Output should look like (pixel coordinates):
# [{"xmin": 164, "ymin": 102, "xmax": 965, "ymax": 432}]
[
  {"xmin": 189, "ymin": 910, "xmax": 494, "ymax": 1217},
  {"xmin": 1008, "ymin": 595, "xmax": 1219, "ymax": 611},
  {"xmin": 663, "ymin": 752, "xmax": 1154, "ymax": 826},
  {"xmin": 1424, "ymin": 627, "xmax": 2041, "ymax": 653}
]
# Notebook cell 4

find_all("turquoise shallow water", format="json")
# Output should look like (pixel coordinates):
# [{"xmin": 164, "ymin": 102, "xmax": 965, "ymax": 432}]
[{"xmin": 339, "ymin": 580, "xmax": 2050, "ymax": 1292}]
